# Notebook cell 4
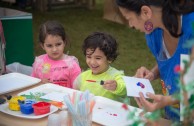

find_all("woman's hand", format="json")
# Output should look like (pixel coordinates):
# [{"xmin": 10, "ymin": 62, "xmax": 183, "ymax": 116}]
[
  {"xmin": 103, "ymin": 80, "xmax": 117, "ymax": 91},
  {"xmin": 135, "ymin": 66, "xmax": 155, "ymax": 81},
  {"xmin": 135, "ymin": 92, "xmax": 172, "ymax": 112}
]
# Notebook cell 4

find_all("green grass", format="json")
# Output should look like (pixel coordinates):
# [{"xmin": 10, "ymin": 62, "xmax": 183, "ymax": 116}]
[{"xmin": 2, "ymin": 0, "xmax": 162, "ymax": 106}]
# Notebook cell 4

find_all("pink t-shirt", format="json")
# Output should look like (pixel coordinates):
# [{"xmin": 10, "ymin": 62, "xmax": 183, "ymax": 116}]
[{"xmin": 31, "ymin": 54, "xmax": 81, "ymax": 88}]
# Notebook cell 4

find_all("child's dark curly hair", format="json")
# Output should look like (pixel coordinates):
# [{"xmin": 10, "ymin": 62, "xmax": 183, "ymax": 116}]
[{"xmin": 82, "ymin": 32, "xmax": 119, "ymax": 62}]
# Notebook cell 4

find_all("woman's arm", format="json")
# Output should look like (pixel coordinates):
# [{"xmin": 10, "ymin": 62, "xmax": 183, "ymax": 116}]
[
  {"xmin": 135, "ymin": 92, "xmax": 179, "ymax": 112},
  {"xmin": 150, "ymin": 64, "xmax": 160, "ymax": 80}
]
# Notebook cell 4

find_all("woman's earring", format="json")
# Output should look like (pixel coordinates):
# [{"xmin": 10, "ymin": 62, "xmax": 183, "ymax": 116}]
[{"xmin": 144, "ymin": 21, "xmax": 153, "ymax": 31}]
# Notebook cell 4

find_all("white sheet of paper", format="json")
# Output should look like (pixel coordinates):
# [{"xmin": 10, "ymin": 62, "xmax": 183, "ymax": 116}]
[
  {"xmin": 40, "ymin": 92, "xmax": 66, "ymax": 102},
  {"xmin": 123, "ymin": 76, "xmax": 155, "ymax": 98},
  {"xmin": 93, "ymin": 107, "xmax": 131, "ymax": 126}
]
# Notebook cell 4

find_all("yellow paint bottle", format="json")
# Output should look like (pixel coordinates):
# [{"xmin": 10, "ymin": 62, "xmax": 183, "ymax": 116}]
[{"xmin": 9, "ymin": 96, "xmax": 25, "ymax": 111}]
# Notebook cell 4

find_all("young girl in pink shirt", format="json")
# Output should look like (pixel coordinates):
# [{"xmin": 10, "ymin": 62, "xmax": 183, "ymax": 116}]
[{"xmin": 31, "ymin": 20, "xmax": 81, "ymax": 88}]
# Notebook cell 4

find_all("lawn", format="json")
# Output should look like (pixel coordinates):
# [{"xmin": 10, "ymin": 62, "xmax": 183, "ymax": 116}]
[{"xmin": 2, "ymin": 0, "xmax": 162, "ymax": 106}]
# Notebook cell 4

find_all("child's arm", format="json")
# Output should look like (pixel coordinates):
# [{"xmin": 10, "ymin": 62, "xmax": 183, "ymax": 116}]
[
  {"xmin": 31, "ymin": 55, "xmax": 51, "ymax": 84},
  {"xmin": 72, "ymin": 74, "xmax": 81, "ymax": 90},
  {"xmin": 69, "ymin": 57, "xmax": 82, "ymax": 88},
  {"xmin": 103, "ymin": 75, "xmax": 127, "ymax": 97},
  {"xmin": 40, "ymin": 78, "xmax": 50, "ymax": 84}
]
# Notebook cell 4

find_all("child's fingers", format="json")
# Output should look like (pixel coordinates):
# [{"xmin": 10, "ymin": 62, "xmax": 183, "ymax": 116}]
[
  {"xmin": 102, "ymin": 84, "xmax": 112, "ymax": 90},
  {"xmin": 104, "ymin": 80, "xmax": 115, "ymax": 84},
  {"xmin": 41, "ymin": 78, "xmax": 50, "ymax": 84},
  {"xmin": 103, "ymin": 82, "xmax": 117, "ymax": 91}
]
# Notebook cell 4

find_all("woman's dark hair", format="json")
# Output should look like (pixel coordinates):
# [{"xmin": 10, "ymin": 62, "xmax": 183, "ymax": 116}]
[
  {"xmin": 116, "ymin": 0, "xmax": 194, "ymax": 37},
  {"xmin": 82, "ymin": 32, "xmax": 119, "ymax": 62},
  {"xmin": 39, "ymin": 20, "xmax": 68, "ymax": 44}
]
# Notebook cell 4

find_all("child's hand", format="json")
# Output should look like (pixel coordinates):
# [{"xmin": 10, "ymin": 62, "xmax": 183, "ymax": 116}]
[
  {"xmin": 103, "ymin": 80, "xmax": 117, "ymax": 91},
  {"xmin": 41, "ymin": 78, "xmax": 50, "ymax": 84}
]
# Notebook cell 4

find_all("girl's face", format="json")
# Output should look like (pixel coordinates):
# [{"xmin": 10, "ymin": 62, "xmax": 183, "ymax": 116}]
[
  {"xmin": 86, "ymin": 48, "xmax": 110, "ymax": 75},
  {"xmin": 41, "ymin": 34, "xmax": 65, "ymax": 60},
  {"xmin": 119, "ymin": 7, "xmax": 152, "ymax": 34}
]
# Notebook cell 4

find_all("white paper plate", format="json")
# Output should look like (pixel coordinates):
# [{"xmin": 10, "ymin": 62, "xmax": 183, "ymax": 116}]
[
  {"xmin": 0, "ymin": 103, "xmax": 58, "ymax": 119},
  {"xmin": 0, "ymin": 73, "xmax": 41, "ymax": 95},
  {"xmin": 18, "ymin": 83, "xmax": 79, "ymax": 109},
  {"xmin": 92, "ymin": 96, "xmax": 143, "ymax": 126}
]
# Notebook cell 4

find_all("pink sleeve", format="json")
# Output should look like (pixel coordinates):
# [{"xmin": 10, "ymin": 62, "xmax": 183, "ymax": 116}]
[
  {"xmin": 31, "ymin": 55, "xmax": 43, "ymax": 78},
  {"xmin": 69, "ymin": 61, "xmax": 81, "ymax": 87},
  {"xmin": 31, "ymin": 54, "xmax": 46, "ymax": 78}
]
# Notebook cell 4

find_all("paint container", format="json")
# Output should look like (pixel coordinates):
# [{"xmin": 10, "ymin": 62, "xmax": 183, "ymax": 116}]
[
  {"xmin": 32, "ymin": 101, "xmax": 51, "ymax": 115},
  {"xmin": 19, "ymin": 99, "xmax": 35, "ymax": 114},
  {"xmin": 8, "ymin": 96, "xmax": 25, "ymax": 111}
]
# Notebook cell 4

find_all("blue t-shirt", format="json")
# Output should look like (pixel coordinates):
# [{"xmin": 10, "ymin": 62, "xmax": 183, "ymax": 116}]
[{"xmin": 145, "ymin": 12, "xmax": 194, "ymax": 120}]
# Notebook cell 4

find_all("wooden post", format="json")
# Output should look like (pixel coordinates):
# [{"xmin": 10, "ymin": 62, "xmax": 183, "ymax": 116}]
[
  {"xmin": 35, "ymin": 0, "xmax": 48, "ymax": 12},
  {"xmin": 86, "ymin": 0, "xmax": 95, "ymax": 10},
  {"xmin": 103, "ymin": 0, "xmax": 127, "ymax": 25}
]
